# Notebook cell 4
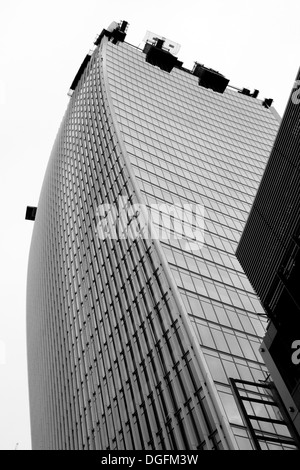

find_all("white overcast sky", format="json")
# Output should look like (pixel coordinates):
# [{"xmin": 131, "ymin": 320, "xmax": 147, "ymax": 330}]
[{"xmin": 0, "ymin": 0, "xmax": 299, "ymax": 451}]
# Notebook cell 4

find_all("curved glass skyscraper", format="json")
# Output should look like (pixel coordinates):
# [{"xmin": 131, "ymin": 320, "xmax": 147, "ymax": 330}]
[{"xmin": 27, "ymin": 21, "xmax": 291, "ymax": 450}]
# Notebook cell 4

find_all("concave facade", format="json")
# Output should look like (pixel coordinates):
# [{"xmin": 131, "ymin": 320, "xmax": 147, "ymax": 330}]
[{"xmin": 27, "ymin": 23, "xmax": 289, "ymax": 450}]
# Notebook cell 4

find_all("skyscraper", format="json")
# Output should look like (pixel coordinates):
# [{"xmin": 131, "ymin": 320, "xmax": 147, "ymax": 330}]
[
  {"xmin": 236, "ymin": 67, "xmax": 300, "ymax": 443},
  {"xmin": 26, "ymin": 21, "xmax": 294, "ymax": 450}
]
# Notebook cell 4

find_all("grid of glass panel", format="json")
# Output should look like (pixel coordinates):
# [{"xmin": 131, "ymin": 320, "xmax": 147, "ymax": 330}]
[
  {"xmin": 27, "ymin": 32, "xmax": 293, "ymax": 450},
  {"xmin": 27, "ymin": 39, "xmax": 237, "ymax": 450},
  {"xmin": 105, "ymin": 40, "xmax": 293, "ymax": 449}
]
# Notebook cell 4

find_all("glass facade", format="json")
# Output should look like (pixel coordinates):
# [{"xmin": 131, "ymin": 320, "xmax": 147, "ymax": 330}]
[
  {"xmin": 237, "ymin": 67, "xmax": 300, "ymax": 442},
  {"xmin": 27, "ymin": 26, "xmax": 292, "ymax": 450}
]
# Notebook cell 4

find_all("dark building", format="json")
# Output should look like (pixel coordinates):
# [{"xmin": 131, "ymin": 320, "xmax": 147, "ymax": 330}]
[
  {"xmin": 27, "ymin": 20, "xmax": 296, "ymax": 450},
  {"xmin": 237, "ymin": 67, "xmax": 300, "ymax": 443}
]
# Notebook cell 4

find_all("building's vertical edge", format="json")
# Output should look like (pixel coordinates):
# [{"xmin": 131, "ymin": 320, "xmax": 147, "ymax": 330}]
[
  {"xmin": 236, "ymin": 68, "xmax": 300, "ymax": 442},
  {"xmin": 26, "ymin": 101, "xmax": 72, "ymax": 450},
  {"xmin": 270, "ymin": 106, "xmax": 282, "ymax": 124},
  {"xmin": 99, "ymin": 37, "xmax": 238, "ymax": 451}
]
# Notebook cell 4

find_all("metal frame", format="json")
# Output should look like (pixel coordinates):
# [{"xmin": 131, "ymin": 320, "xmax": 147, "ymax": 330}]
[{"xmin": 229, "ymin": 378, "xmax": 299, "ymax": 450}]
